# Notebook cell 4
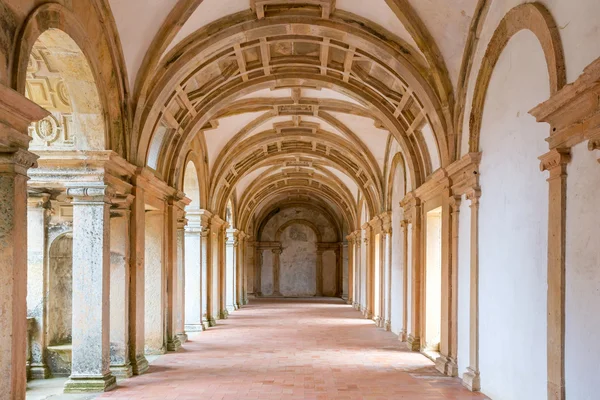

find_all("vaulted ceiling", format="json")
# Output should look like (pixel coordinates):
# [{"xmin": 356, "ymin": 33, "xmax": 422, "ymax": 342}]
[{"xmin": 107, "ymin": 0, "xmax": 481, "ymax": 233}]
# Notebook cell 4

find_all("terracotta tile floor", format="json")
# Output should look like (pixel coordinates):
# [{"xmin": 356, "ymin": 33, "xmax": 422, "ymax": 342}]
[{"xmin": 98, "ymin": 298, "xmax": 489, "ymax": 400}]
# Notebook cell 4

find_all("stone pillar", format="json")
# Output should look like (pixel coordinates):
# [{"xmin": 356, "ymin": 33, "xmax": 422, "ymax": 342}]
[
  {"xmin": 208, "ymin": 217, "xmax": 224, "ymax": 324},
  {"xmin": 64, "ymin": 184, "xmax": 116, "ymax": 393},
  {"xmin": 27, "ymin": 193, "xmax": 51, "ymax": 379},
  {"xmin": 219, "ymin": 227, "xmax": 228, "ymax": 319},
  {"xmin": 145, "ymin": 210, "xmax": 166, "ymax": 354},
  {"xmin": 316, "ymin": 248, "xmax": 324, "ymax": 297},
  {"xmin": 539, "ymin": 149, "xmax": 571, "ymax": 400},
  {"xmin": 166, "ymin": 200, "xmax": 182, "ymax": 352},
  {"xmin": 225, "ymin": 229, "xmax": 238, "ymax": 311},
  {"xmin": 201, "ymin": 226, "xmax": 210, "ymax": 328},
  {"xmin": 184, "ymin": 210, "xmax": 203, "ymax": 332},
  {"xmin": 176, "ymin": 215, "xmax": 187, "ymax": 343},
  {"xmin": 335, "ymin": 245, "xmax": 342, "ymax": 297},
  {"xmin": 128, "ymin": 185, "xmax": 148, "ymax": 375},
  {"xmin": 383, "ymin": 216, "xmax": 393, "ymax": 331},
  {"xmin": 353, "ymin": 234, "xmax": 361, "ymax": 310},
  {"xmin": 271, "ymin": 247, "xmax": 283, "ymax": 296},
  {"xmin": 447, "ymin": 196, "xmax": 461, "ymax": 375},
  {"xmin": 363, "ymin": 224, "xmax": 373, "ymax": 319},
  {"xmin": 109, "ymin": 201, "xmax": 133, "ymax": 378},
  {"xmin": 0, "ymin": 85, "xmax": 46, "ymax": 400},
  {"xmin": 254, "ymin": 246, "xmax": 263, "ymax": 296},
  {"xmin": 436, "ymin": 190, "xmax": 458, "ymax": 377},
  {"xmin": 346, "ymin": 235, "xmax": 354, "ymax": 305},
  {"xmin": 400, "ymin": 220, "xmax": 409, "ymax": 342},
  {"xmin": 407, "ymin": 198, "xmax": 422, "ymax": 351},
  {"xmin": 462, "ymin": 189, "xmax": 481, "ymax": 391},
  {"xmin": 236, "ymin": 233, "xmax": 246, "ymax": 307}
]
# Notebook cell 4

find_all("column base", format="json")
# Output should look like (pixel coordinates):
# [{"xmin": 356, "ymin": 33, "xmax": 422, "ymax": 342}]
[
  {"xmin": 208, "ymin": 318, "xmax": 217, "ymax": 327},
  {"xmin": 185, "ymin": 323, "xmax": 205, "ymax": 332},
  {"xmin": 462, "ymin": 368, "xmax": 481, "ymax": 391},
  {"xmin": 235, "ymin": 302, "xmax": 242, "ymax": 309},
  {"xmin": 384, "ymin": 320, "xmax": 391, "ymax": 331},
  {"xmin": 64, "ymin": 373, "xmax": 116, "ymax": 393},
  {"xmin": 167, "ymin": 336, "xmax": 182, "ymax": 352},
  {"xmin": 30, "ymin": 365, "xmax": 51, "ymax": 379},
  {"xmin": 110, "ymin": 363, "xmax": 133, "ymax": 379},
  {"xmin": 346, "ymin": 299, "xmax": 353, "ymax": 305},
  {"xmin": 364, "ymin": 310, "xmax": 373, "ymax": 319},
  {"xmin": 226, "ymin": 304, "xmax": 236, "ymax": 313},
  {"xmin": 177, "ymin": 333, "xmax": 189, "ymax": 343},
  {"xmin": 131, "ymin": 355, "xmax": 149, "ymax": 375},
  {"xmin": 242, "ymin": 296, "xmax": 249, "ymax": 305},
  {"xmin": 144, "ymin": 346, "xmax": 166, "ymax": 355},
  {"xmin": 400, "ymin": 329, "xmax": 407, "ymax": 342},
  {"xmin": 219, "ymin": 309, "xmax": 229, "ymax": 319},
  {"xmin": 373, "ymin": 316, "xmax": 381, "ymax": 327},
  {"xmin": 407, "ymin": 335, "xmax": 420, "ymax": 351},
  {"xmin": 435, "ymin": 355, "xmax": 458, "ymax": 377}
]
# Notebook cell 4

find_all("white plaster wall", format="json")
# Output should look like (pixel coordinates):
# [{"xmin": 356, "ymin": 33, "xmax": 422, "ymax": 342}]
[
  {"xmin": 184, "ymin": 232, "xmax": 201, "ymax": 326},
  {"xmin": 477, "ymin": 31, "xmax": 549, "ymax": 400},
  {"xmin": 460, "ymin": 0, "xmax": 600, "ymax": 157},
  {"xmin": 457, "ymin": 197, "xmax": 471, "ymax": 376},
  {"xmin": 565, "ymin": 144, "xmax": 600, "ymax": 400}
]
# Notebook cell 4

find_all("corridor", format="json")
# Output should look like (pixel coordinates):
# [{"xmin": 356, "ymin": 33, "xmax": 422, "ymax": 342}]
[{"xmin": 97, "ymin": 299, "xmax": 487, "ymax": 400}]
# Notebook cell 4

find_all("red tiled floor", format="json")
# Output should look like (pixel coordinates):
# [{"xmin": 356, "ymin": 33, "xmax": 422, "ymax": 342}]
[{"xmin": 98, "ymin": 298, "xmax": 489, "ymax": 400}]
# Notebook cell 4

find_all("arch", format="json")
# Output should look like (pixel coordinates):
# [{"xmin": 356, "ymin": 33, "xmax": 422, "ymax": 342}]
[
  {"xmin": 385, "ymin": 152, "xmax": 408, "ymax": 211},
  {"xmin": 468, "ymin": 2, "xmax": 566, "ymax": 152},
  {"xmin": 13, "ymin": 2, "xmax": 129, "ymax": 155},
  {"xmin": 183, "ymin": 159, "xmax": 201, "ymax": 207},
  {"xmin": 274, "ymin": 219, "xmax": 323, "ymax": 243}
]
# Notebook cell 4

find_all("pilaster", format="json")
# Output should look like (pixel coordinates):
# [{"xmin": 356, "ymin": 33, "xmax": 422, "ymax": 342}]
[
  {"xmin": 462, "ymin": 188, "xmax": 481, "ymax": 392},
  {"xmin": 226, "ymin": 228, "xmax": 239, "ymax": 310},
  {"xmin": 361, "ymin": 222, "xmax": 373, "ymax": 319},
  {"xmin": 0, "ymin": 84, "xmax": 47, "ymax": 400},
  {"xmin": 176, "ymin": 214, "xmax": 188, "ymax": 344},
  {"xmin": 406, "ymin": 194, "xmax": 422, "ymax": 352},
  {"xmin": 27, "ymin": 193, "xmax": 51, "ymax": 380},
  {"xmin": 400, "ymin": 219, "xmax": 409, "ymax": 342},
  {"xmin": 184, "ymin": 209, "xmax": 204, "ymax": 332},
  {"xmin": 272, "ymin": 247, "xmax": 284, "ymax": 296},
  {"xmin": 109, "ymin": 197, "xmax": 133, "ymax": 378}
]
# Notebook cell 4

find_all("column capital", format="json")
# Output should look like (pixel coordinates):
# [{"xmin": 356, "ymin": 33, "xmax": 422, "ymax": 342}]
[
  {"xmin": 66, "ymin": 183, "xmax": 115, "ymax": 204},
  {"xmin": 449, "ymin": 195, "xmax": 462, "ymax": 212},
  {"xmin": 271, "ymin": 248, "xmax": 282, "ymax": 255},
  {"xmin": 110, "ymin": 194, "xmax": 134, "ymax": 217},
  {"xmin": 27, "ymin": 191, "xmax": 51, "ymax": 208},
  {"xmin": 466, "ymin": 187, "xmax": 481, "ymax": 206},
  {"xmin": 539, "ymin": 148, "xmax": 571, "ymax": 179},
  {"xmin": 0, "ymin": 147, "xmax": 38, "ymax": 175}
]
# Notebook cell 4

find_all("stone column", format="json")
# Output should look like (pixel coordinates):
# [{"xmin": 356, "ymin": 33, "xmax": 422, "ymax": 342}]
[
  {"xmin": 316, "ymin": 248, "xmax": 324, "ymax": 297},
  {"xmin": 166, "ymin": 200, "xmax": 181, "ymax": 352},
  {"xmin": 109, "ymin": 199, "xmax": 133, "ymax": 378},
  {"xmin": 27, "ymin": 193, "xmax": 51, "ymax": 379},
  {"xmin": 128, "ymin": 185, "xmax": 148, "ymax": 375},
  {"xmin": 383, "ymin": 218, "xmax": 393, "ymax": 331},
  {"xmin": 236, "ymin": 233, "xmax": 245, "ymax": 307},
  {"xmin": 363, "ymin": 224, "xmax": 373, "ymax": 319},
  {"xmin": 145, "ymin": 210, "xmax": 166, "ymax": 354},
  {"xmin": 400, "ymin": 220, "xmax": 409, "ymax": 342},
  {"xmin": 272, "ymin": 247, "xmax": 283, "ymax": 296},
  {"xmin": 254, "ymin": 246, "xmax": 263, "ymax": 296},
  {"xmin": 184, "ymin": 210, "xmax": 203, "ymax": 332},
  {"xmin": 407, "ymin": 198, "xmax": 422, "ymax": 351},
  {"xmin": 539, "ymin": 149, "xmax": 571, "ymax": 400},
  {"xmin": 225, "ymin": 228, "xmax": 238, "ymax": 311},
  {"xmin": 354, "ymin": 235, "xmax": 361, "ymax": 310},
  {"xmin": 0, "ymin": 85, "xmax": 46, "ymax": 400},
  {"xmin": 208, "ymin": 217, "xmax": 224, "ymax": 324},
  {"xmin": 219, "ymin": 227, "xmax": 228, "ymax": 319},
  {"xmin": 346, "ymin": 236, "xmax": 354, "ymax": 305},
  {"xmin": 335, "ymin": 245, "xmax": 342, "ymax": 297},
  {"xmin": 462, "ymin": 189, "xmax": 481, "ymax": 391},
  {"xmin": 176, "ymin": 215, "xmax": 187, "ymax": 343},
  {"xmin": 201, "ymin": 226, "xmax": 210, "ymax": 328},
  {"xmin": 64, "ymin": 184, "xmax": 116, "ymax": 393},
  {"xmin": 447, "ymin": 196, "xmax": 461, "ymax": 375}
]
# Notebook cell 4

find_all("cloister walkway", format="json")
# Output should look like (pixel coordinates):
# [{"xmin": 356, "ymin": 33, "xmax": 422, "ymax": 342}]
[{"xmin": 93, "ymin": 298, "xmax": 487, "ymax": 400}]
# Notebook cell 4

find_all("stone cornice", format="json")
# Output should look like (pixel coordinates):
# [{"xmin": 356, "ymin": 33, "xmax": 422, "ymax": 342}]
[
  {"xmin": 414, "ymin": 168, "xmax": 449, "ymax": 201},
  {"xmin": 530, "ymin": 57, "xmax": 600, "ymax": 150},
  {"xmin": 0, "ymin": 84, "xmax": 49, "ymax": 150},
  {"xmin": 539, "ymin": 148, "xmax": 571, "ymax": 179}
]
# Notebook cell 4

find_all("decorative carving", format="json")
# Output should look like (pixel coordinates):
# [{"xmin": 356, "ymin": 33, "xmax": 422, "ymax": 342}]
[
  {"xmin": 539, "ymin": 148, "xmax": 571, "ymax": 175},
  {"xmin": 28, "ymin": 114, "xmax": 74, "ymax": 148},
  {"xmin": 66, "ymin": 185, "xmax": 115, "ymax": 201}
]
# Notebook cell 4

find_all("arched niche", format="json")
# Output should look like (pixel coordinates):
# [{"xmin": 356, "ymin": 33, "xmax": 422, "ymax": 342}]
[
  {"xmin": 24, "ymin": 28, "xmax": 105, "ymax": 152},
  {"xmin": 46, "ymin": 232, "xmax": 73, "ymax": 377}
]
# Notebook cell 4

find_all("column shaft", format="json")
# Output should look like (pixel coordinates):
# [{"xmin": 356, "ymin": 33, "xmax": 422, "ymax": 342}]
[
  {"xmin": 462, "ymin": 190, "xmax": 481, "ymax": 391},
  {"xmin": 166, "ymin": 202, "xmax": 181, "ymax": 352},
  {"xmin": 144, "ymin": 210, "xmax": 166, "ymax": 354},
  {"xmin": 64, "ymin": 185, "xmax": 116, "ymax": 393},
  {"xmin": 27, "ymin": 194, "xmax": 51, "ymax": 379},
  {"xmin": 316, "ymin": 249, "xmax": 324, "ymax": 296},
  {"xmin": 408, "ymin": 200, "xmax": 422, "ymax": 351},
  {"xmin": 400, "ymin": 220, "xmax": 409, "ymax": 342},
  {"xmin": 184, "ymin": 215, "xmax": 203, "ymax": 332},
  {"xmin": 109, "ymin": 207, "xmax": 132, "ymax": 378},
  {"xmin": 128, "ymin": 186, "xmax": 148, "ymax": 374},
  {"xmin": 176, "ymin": 223, "xmax": 187, "ymax": 343}
]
